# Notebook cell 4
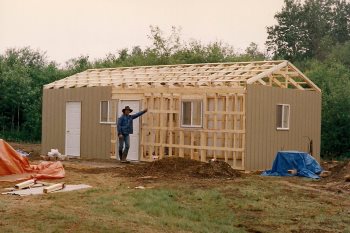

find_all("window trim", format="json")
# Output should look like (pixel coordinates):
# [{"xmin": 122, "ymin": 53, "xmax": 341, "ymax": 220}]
[
  {"xmin": 180, "ymin": 100, "xmax": 203, "ymax": 128},
  {"xmin": 100, "ymin": 101, "xmax": 114, "ymax": 124},
  {"xmin": 276, "ymin": 104, "xmax": 290, "ymax": 130}
]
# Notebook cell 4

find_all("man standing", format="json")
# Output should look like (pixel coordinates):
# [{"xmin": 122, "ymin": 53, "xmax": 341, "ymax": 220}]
[{"xmin": 117, "ymin": 106, "xmax": 147, "ymax": 162}]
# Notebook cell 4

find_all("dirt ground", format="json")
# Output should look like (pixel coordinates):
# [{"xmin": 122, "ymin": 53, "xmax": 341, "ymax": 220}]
[{"xmin": 1, "ymin": 143, "xmax": 349, "ymax": 233}]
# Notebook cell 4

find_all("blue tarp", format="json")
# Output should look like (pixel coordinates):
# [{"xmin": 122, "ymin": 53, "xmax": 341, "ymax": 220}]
[{"xmin": 262, "ymin": 151, "xmax": 323, "ymax": 179}]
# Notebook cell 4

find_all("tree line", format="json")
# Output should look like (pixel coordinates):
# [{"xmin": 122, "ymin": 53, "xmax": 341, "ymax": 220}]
[{"xmin": 0, "ymin": 0, "xmax": 349, "ymax": 158}]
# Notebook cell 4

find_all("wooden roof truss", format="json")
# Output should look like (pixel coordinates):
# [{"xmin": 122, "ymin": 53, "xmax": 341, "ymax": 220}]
[{"xmin": 44, "ymin": 60, "xmax": 320, "ymax": 92}]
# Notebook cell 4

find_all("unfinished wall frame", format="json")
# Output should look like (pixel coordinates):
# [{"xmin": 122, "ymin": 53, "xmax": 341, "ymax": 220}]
[{"xmin": 109, "ymin": 87, "xmax": 246, "ymax": 169}]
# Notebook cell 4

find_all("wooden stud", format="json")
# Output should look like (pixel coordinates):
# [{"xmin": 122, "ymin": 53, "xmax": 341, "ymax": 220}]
[
  {"xmin": 179, "ymin": 131, "xmax": 184, "ymax": 157},
  {"xmin": 168, "ymin": 96, "xmax": 174, "ymax": 157},
  {"xmin": 213, "ymin": 94, "xmax": 218, "ymax": 159},
  {"xmin": 224, "ymin": 95, "xmax": 229, "ymax": 162},
  {"xmin": 190, "ymin": 131, "xmax": 195, "ymax": 159},
  {"xmin": 159, "ymin": 95, "xmax": 165, "ymax": 159}
]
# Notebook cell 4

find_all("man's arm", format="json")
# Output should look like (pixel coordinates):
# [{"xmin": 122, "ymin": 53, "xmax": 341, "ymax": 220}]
[{"xmin": 131, "ymin": 109, "xmax": 148, "ymax": 119}]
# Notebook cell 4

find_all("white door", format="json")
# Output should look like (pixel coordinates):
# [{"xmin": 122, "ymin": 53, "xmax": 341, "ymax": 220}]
[
  {"xmin": 117, "ymin": 100, "xmax": 140, "ymax": 161},
  {"xmin": 65, "ymin": 102, "xmax": 81, "ymax": 156}
]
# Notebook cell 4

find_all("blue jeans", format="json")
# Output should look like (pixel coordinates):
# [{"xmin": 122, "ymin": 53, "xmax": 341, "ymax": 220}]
[{"xmin": 118, "ymin": 134, "xmax": 130, "ymax": 160}]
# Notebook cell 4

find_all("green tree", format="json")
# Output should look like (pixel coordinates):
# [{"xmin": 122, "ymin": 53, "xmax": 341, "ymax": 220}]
[
  {"xmin": 266, "ymin": 0, "xmax": 350, "ymax": 61},
  {"xmin": 0, "ymin": 47, "xmax": 63, "ymax": 141},
  {"xmin": 304, "ymin": 59, "xmax": 350, "ymax": 157}
]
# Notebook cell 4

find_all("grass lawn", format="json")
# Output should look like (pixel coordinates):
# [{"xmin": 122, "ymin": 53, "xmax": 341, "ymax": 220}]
[{"xmin": 0, "ymin": 159, "xmax": 349, "ymax": 233}]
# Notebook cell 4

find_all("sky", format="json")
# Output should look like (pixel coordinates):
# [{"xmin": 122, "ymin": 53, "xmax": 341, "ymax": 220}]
[{"xmin": 0, "ymin": 0, "xmax": 285, "ymax": 64}]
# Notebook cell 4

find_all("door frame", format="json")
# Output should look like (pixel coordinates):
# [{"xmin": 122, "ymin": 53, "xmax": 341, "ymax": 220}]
[
  {"xmin": 117, "ymin": 99, "xmax": 141, "ymax": 161},
  {"xmin": 65, "ymin": 101, "xmax": 82, "ymax": 157}
]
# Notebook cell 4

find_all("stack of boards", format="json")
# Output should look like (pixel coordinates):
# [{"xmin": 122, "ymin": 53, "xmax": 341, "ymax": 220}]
[
  {"xmin": 12, "ymin": 179, "xmax": 65, "ymax": 193},
  {"xmin": 2, "ymin": 179, "xmax": 91, "ymax": 196}
]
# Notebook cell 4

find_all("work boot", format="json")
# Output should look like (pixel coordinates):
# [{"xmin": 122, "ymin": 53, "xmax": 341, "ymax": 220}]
[
  {"xmin": 118, "ymin": 151, "xmax": 123, "ymax": 161},
  {"xmin": 121, "ymin": 153, "xmax": 130, "ymax": 163}
]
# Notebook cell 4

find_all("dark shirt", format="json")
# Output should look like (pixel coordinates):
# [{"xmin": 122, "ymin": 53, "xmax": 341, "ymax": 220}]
[{"xmin": 117, "ymin": 110, "xmax": 146, "ymax": 135}]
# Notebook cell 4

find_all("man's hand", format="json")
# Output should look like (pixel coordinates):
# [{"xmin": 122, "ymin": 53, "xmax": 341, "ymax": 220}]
[{"xmin": 118, "ymin": 134, "xmax": 123, "ymax": 139}]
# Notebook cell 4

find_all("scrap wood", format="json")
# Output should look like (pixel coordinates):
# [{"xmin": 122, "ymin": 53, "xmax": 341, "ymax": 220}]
[
  {"xmin": 288, "ymin": 169, "xmax": 297, "ymax": 175},
  {"xmin": 36, "ymin": 181, "xmax": 55, "ymax": 186},
  {"xmin": 11, "ymin": 180, "xmax": 53, "ymax": 191},
  {"xmin": 3, "ymin": 187, "xmax": 15, "ymax": 191},
  {"xmin": 320, "ymin": 171, "xmax": 332, "ymax": 178},
  {"xmin": 244, "ymin": 170, "xmax": 263, "ymax": 175},
  {"xmin": 2, "ymin": 184, "xmax": 91, "ymax": 196},
  {"xmin": 15, "ymin": 179, "xmax": 36, "ymax": 189},
  {"xmin": 43, "ymin": 183, "xmax": 65, "ymax": 193},
  {"xmin": 138, "ymin": 176, "xmax": 158, "ymax": 180},
  {"xmin": 345, "ymin": 175, "xmax": 350, "ymax": 182}
]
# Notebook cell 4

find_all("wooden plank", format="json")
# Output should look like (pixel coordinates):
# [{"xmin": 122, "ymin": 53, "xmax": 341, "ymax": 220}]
[
  {"xmin": 241, "ymin": 94, "xmax": 246, "ymax": 169},
  {"xmin": 213, "ymin": 94, "xmax": 218, "ymax": 159},
  {"xmin": 190, "ymin": 132, "xmax": 195, "ymax": 159},
  {"xmin": 285, "ymin": 74, "xmax": 304, "ymax": 90},
  {"xmin": 15, "ymin": 179, "xmax": 36, "ymax": 190},
  {"xmin": 287, "ymin": 63, "xmax": 321, "ymax": 92},
  {"xmin": 224, "ymin": 95, "xmax": 229, "ymax": 162},
  {"xmin": 247, "ymin": 61, "xmax": 288, "ymax": 84},
  {"xmin": 179, "ymin": 131, "xmax": 184, "ymax": 157},
  {"xmin": 200, "ymin": 132, "xmax": 206, "ymax": 162},
  {"xmin": 159, "ymin": 95, "xmax": 165, "ymax": 159},
  {"xmin": 140, "ymin": 97, "xmax": 146, "ymax": 160},
  {"xmin": 112, "ymin": 87, "xmax": 246, "ymax": 95},
  {"xmin": 141, "ymin": 142, "xmax": 244, "ymax": 152},
  {"xmin": 149, "ymin": 95, "xmax": 155, "ymax": 159},
  {"xmin": 168, "ymin": 96, "xmax": 174, "ymax": 157},
  {"xmin": 36, "ymin": 181, "xmax": 56, "ymax": 186},
  {"xmin": 43, "ymin": 183, "xmax": 66, "ymax": 193}
]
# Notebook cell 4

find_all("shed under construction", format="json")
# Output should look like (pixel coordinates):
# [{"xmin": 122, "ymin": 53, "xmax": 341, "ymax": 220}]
[{"xmin": 42, "ymin": 60, "xmax": 321, "ymax": 171}]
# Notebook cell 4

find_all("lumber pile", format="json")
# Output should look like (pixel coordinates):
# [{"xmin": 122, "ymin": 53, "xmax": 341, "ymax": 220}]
[{"xmin": 12, "ymin": 180, "xmax": 66, "ymax": 194}]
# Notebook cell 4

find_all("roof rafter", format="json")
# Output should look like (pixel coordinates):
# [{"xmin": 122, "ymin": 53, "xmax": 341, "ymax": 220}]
[{"xmin": 44, "ymin": 61, "xmax": 320, "ymax": 92}]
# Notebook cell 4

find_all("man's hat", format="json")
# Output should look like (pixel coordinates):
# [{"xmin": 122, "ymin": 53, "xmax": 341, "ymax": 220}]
[{"xmin": 122, "ymin": 106, "xmax": 133, "ymax": 113}]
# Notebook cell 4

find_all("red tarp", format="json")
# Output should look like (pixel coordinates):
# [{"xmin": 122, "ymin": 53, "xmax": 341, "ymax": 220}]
[{"xmin": 0, "ymin": 139, "xmax": 65, "ymax": 181}]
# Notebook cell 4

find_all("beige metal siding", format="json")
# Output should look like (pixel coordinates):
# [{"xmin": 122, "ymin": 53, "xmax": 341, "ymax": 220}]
[
  {"xmin": 245, "ymin": 85, "xmax": 321, "ymax": 171},
  {"xmin": 41, "ymin": 86, "xmax": 112, "ymax": 159}
]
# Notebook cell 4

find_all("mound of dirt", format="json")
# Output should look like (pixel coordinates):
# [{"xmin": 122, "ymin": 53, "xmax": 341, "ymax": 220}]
[
  {"xmin": 319, "ymin": 160, "xmax": 350, "ymax": 193},
  {"xmin": 194, "ymin": 160, "xmax": 241, "ymax": 178},
  {"xmin": 121, "ymin": 157, "xmax": 242, "ymax": 179},
  {"xmin": 322, "ymin": 160, "xmax": 350, "ymax": 182}
]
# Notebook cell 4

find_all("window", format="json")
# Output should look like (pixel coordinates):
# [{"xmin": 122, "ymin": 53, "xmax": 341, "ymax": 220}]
[
  {"xmin": 100, "ymin": 101, "xmax": 115, "ymax": 124},
  {"xmin": 277, "ymin": 104, "xmax": 290, "ymax": 130},
  {"xmin": 181, "ymin": 100, "xmax": 202, "ymax": 127}
]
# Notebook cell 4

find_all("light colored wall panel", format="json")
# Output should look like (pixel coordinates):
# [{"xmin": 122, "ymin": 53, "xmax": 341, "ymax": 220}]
[
  {"xmin": 42, "ymin": 86, "xmax": 112, "ymax": 159},
  {"xmin": 245, "ymin": 85, "xmax": 321, "ymax": 171}
]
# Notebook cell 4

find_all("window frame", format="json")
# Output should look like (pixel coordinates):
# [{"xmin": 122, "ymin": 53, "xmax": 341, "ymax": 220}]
[
  {"xmin": 100, "ymin": 100, "xmax": 114, "ymax": 124},
  {"xmin": 180, "ymin": 100, "xmax": 203, "ymax": 128},
  {"xmin": 276, "ymin": 104, "xmax": 290, "ymax": 130}
]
